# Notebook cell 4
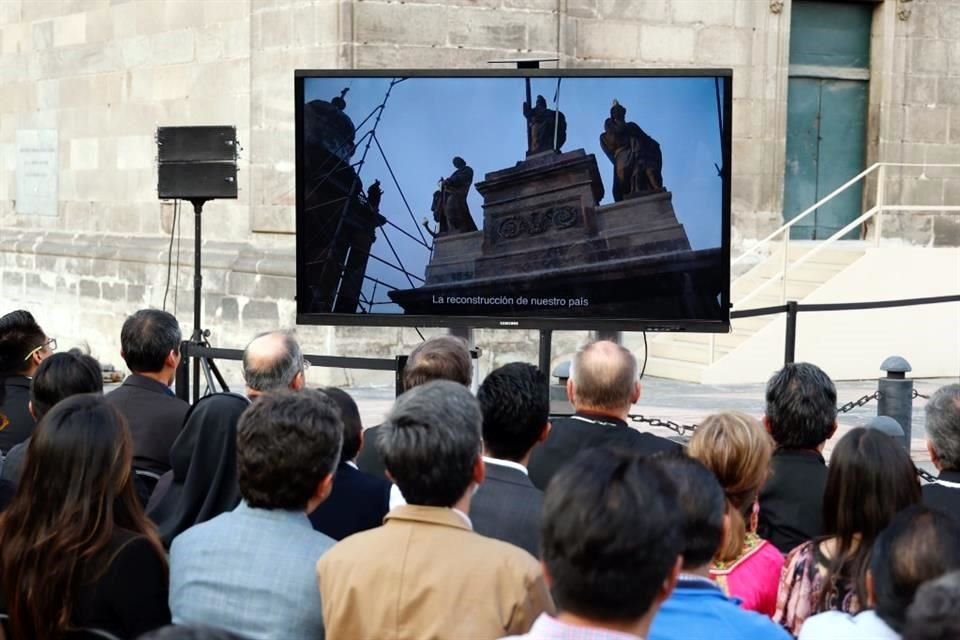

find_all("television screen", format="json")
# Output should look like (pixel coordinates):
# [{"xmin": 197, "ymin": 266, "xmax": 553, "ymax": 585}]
[{"xmin": 295, "ymin": 69, "xmax": 731, "ymax": 332}]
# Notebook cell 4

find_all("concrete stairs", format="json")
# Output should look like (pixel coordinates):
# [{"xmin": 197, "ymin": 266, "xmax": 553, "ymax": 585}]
[{"xmin": 636, "ymin": 242, "xmax": 867, "ymax": 382}]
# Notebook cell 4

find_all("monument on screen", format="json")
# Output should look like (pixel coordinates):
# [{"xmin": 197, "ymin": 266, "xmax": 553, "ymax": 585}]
[{"xmin": 388, "ymin": 148, "xmax": 723, "ymax": 319}]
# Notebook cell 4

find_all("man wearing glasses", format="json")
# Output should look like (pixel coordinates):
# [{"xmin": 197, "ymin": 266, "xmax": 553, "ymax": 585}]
[{"xmin": 0, "ymin": 310, "xmax": 55, "ymax": 454}]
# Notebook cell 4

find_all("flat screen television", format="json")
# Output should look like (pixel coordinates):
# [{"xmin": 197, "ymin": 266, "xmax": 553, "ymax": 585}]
[{"xmin": 295, "ymin": 69, "xmax": 731, "ymax": 332}]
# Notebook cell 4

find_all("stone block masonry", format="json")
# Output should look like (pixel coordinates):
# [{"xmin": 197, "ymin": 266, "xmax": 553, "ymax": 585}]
[{"xmin": 0, "ymin": 0, "xmax": 957, "ymax": 387}]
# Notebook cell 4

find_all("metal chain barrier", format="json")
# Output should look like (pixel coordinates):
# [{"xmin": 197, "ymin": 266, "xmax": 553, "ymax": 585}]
[
  {"xmin": 912, "ymin": 389, "xmax": 930, "ymax": 400},
  {"xmin": 628, "ymin": 415, "xmax": 698, "ymax": 439},
  {"xmin": 836, "ymin": 391, "xmax": 881, "ymax": 414}
]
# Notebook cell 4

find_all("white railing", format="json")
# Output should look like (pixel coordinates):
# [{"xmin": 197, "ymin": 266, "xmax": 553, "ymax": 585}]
[{"xmin": 706, "ymin": 162, "xmax": 960, "ymax": 363}]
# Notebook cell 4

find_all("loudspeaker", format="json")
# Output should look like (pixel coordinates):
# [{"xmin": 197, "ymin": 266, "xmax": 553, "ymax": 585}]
[{"xmin": 157, "ymin": 126, "xmax": 238, "ymax": 200}]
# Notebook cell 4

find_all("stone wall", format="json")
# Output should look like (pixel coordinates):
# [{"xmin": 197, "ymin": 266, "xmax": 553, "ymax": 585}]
[{"xmin": 0, "ymin": 0, "xmax": 957, "ymax": 385}]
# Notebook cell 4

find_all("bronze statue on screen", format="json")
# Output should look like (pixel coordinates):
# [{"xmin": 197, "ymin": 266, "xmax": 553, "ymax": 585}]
[
  {"xmin": 366, "ymin": 179, "xmax": 383, "ymax": 213},
  {"xmin": 600, "ymin": 99, "xmax": 664, "ymax": 201},
  {"xmin": 523, "ymin": 94, "xmax": 567, "ymax": 155},
  {"xmin": 430, "ymin": 157, "xmax": 478, "ymax": 235}
]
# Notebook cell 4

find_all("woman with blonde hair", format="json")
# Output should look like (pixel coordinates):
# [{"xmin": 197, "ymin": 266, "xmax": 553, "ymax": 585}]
[{"xmin": 689, "ymin": 410, "xmax": 783, "ymax": 616}]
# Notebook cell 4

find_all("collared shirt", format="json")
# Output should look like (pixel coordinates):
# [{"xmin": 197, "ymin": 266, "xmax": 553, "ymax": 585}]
[
  {"xmin": 483, "ymin": 455, "xmax": 529, "ymax": 476},
  {"xmin": 501, "ymin": 613, "xmax": 643, "ymax": 640},
  {"xmin": 797, "ymin": 610, "xmax": 900, "ymax": 640},
  {"xmin": 385, "ymin": 486, "xmax": 472, "ymax": 530}
]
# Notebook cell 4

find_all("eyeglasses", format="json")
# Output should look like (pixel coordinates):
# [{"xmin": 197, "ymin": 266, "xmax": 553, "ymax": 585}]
[{"xmin": 23, "ymin": 337, "xmax": 57, "ymax": 362}]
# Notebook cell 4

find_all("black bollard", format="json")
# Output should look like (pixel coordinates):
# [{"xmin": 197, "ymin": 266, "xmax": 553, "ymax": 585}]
[{"xmin": 877, "ymin": 355, "xmax": 914, "ymax": 450}]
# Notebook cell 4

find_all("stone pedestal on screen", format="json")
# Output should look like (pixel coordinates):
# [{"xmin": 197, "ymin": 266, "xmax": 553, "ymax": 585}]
[{"xmin": 388, "ymin": 149, "xmax": 723, "ymax": 321}]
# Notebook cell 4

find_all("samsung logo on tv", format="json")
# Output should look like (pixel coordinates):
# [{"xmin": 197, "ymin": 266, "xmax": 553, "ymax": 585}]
[{"xmin": 499, "ymin": 321, "xmax": 520, "ymax": 326}]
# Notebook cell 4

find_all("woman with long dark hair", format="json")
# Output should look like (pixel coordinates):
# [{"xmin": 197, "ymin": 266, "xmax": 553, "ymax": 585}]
[
  {"xmin": 774, "ymin": 427, "xmax": 921, "ymax": 635},
  {"xmin": 0, "ymin": 394, "xmax": 170, "ymax": 639}
]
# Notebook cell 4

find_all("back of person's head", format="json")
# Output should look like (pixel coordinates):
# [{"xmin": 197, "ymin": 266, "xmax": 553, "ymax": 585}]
[
  {"xmin": 688, "ymin": 411, "xmax": 773, "ymax": 563},
  {"xmin": 402, "ymin": 336, "xmax": 472, "ymax": 390},
  {"xmin": 542, "ymin": 448, "xmax": 682, "ymax": 624},
  {"xmin": 764, "ymin": 362, "xmax": 837, "ymax": 449},
  {"xmin": 138, "ymin": 625, "xmax": 245, "ymax": 640},
  {"xmin": 476, "ymin": 362, "xmax": 549, "ymax": 462},
  {"xmin": 904, "ymin": 571, "xmax": 960, "ymax": 640},
  {"xmin": 242, "ymin": 330, "xmax": 305, "ymax": 393},
  {"xmin": 120, "ymin": 308, "xmax": 181, "ymax": 373},
  {"xmin": 569, "ymin": 340, "xmax": 639, "ymax": 411},
  {"xmin": 0, "ymin": 310, "xmax": 47, "ymax": 403},
  {"xmin": 652, "ymin": 453, "xmax": 725, "ymax": 571},
  {"xmin": 237, "ymin": 389, "xmax": 342, "ymax": 511},
  {"xmin": 925, "ymin": 384, "xmax": 960, "ymax": 471},
  {"xmin": 319, "ymin": 387, "xmax": 363, "ymax": 461},
  {"xmin": 30, "ymin": 350, "xmax": 103, "ymax": 421},
  {"xmin": 0, "ymin": 394, "xmax": 162, "ymax": 639},
  {"xmin": 821, "ymin": 427, "xmax": 921, "ymax": 608},
  {"xmin": 378, "ymin": 380, "xmax": 481, "ymax": 507},
  {"xmin": 870, "ymin": 505, "xmax": 960, "ymax": 633}
]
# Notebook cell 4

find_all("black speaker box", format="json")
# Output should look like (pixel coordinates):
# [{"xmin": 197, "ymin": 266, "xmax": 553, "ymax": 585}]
[
  {"xmin": 158, "ymin": 162, "xmax": 237, "ymax": 200},
  {"xmin": 157, "ymin": 126, "xmax": 237, "ymax": 162}
]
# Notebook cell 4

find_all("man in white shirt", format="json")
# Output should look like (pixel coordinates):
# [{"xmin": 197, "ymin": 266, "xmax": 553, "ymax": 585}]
[{"xmin": 470, "ymin": 362, "xmax": 550, "ymax": 556}]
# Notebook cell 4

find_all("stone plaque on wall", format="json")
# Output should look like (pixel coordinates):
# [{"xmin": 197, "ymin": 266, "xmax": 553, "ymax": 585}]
[{"xmin": 16, "ymin": 129, "xmax": 59, "ymax": 216}]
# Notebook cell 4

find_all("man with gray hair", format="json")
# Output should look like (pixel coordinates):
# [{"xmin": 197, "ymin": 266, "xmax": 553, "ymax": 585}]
[
  {"xmin": 316, "ymin": 381, "xmax": 553, "ymax": 640},
  {"xmin": 241, "ymin": 330, "xmax": 307, "ymax": 398},
  {"xmin": 923, "ymin": 384, "xmax": 960, "ymax": 519},
  {"xmin": 527, "ymin": 340, "xmax": 680, "ymax": 491}
]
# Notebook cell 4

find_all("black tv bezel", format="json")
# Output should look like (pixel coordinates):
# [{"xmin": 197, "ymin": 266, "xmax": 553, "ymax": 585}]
[{"xmin": 294, "ymin": 68, "xmax": 732, "ymax": 333}]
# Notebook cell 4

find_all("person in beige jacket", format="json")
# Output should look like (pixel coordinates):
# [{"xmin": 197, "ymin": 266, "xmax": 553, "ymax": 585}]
[{"xmin": 316, "ymin": 380, "xmax": 554, "ymax": 640}]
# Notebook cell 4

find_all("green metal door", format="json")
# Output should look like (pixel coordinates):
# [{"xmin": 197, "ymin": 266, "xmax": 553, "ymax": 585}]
[{"xmin": 783, "ymin": 1, "xmax": 872, "ymax": 240}]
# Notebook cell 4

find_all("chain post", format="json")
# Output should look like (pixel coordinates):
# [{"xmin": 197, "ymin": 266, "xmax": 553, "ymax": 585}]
[{"xmin": 877, "ymin": 355, "xmax": 914, "ymax": 450}]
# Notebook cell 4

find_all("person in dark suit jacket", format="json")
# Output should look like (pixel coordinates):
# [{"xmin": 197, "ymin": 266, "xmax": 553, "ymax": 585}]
[
  {"xmin": 310, "ymin": 387, "xmax": 391, "ymax": 540},
  {"xmin": 106, "ymin": 309, "xmax": 189, "ymax": 478},
  {"xmin": 0, "ymin": 310, "xmax": 54, "ymax": 454},
  {"xmin": 922, "ymin": 384, "xmax": 960, "ymax": 519},
  {"xmin": 756, "ymin": 362, "xmax": 838, "ymax": 553},
  {"xmin": 471, "ymin": 363, "xmax": 550, "ymax": 556},
  {"xmin": 357, "ymin": 335, "xmax": 473, "ymax": 479},
  {"xmin": 0, "ymin": 394, "xmax": 170, "ymax": 639},
  {"xmin": 528, "ymin": 340, "xmax": 681, "ymax": 491}
]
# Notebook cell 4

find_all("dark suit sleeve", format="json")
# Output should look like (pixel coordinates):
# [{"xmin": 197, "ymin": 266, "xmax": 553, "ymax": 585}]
[
  {"xmin": 355, "ymin": 426, "xmax": 388, "ymax": 480},
  {"xmin": 106, "ymin": 536, "xmax": 171, "ymax": 637}
]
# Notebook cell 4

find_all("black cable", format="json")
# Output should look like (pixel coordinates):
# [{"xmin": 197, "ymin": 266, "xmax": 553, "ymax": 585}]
[
  {"xmin": 161, "ymin": 201, "xmax": 178, "ymax": 311},
  {"xmin": 639, "ymin": 330, "xmax": 648, "ymax": 379},
  {"xmin": 415, "ymin": 328, "xmax": 425, "ymax": 341},
  {"xmin": 173, "ymin": 199, "xmax": 182, "ymax": 312}
]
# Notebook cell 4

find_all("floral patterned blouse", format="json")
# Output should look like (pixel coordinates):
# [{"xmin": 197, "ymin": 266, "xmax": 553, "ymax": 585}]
[{"xmin": 773, "ymin": 540, "xmax": 861, "ymax": 636}]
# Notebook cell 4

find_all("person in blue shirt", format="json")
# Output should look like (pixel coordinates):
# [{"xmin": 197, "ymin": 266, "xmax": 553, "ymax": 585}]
[{"xmin": 649, "ymin": 453, "xmax": 791, "ymax": 640}]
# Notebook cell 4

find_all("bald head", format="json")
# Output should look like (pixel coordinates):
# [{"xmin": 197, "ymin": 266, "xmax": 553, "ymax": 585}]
[
  {"xmin": 242, "ymin": 330, "xmax": 305, "ymax": 394},
  {"xmin": 568, "ymin": 340, "xmax": 640, "ymax": 416}
]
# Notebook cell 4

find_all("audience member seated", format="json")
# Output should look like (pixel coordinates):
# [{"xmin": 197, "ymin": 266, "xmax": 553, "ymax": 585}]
[
  {"xmin": 1, "ymin": 349, "xmax": 103, "ymax": 484},
  {"xmin": 0, "ymin": 310, "xmax": 54, "ymax": 454},
  {"xmin": 528, "ymin": 340, "xmax": 680, "ymax": 490},
  {"xmin": 649, "ymin": 454, "xmax": 790, "ymax": 640},
  {"xmin": 0, "ymin": 395, "xmax": 170, "ymax": 638},
  {"xmin": 147, "ymin": 393, "xmax": 248, "ymax": 548},
  {"xmin": 242, "ymin": 330, "xmax": 308, "ymax": 398},
  {"xmin": 317, "ymin": 381, "xmax": 553, "ymax": 639},
  {"xmin": 138, "ymin": 626, "xmax": 244, "ymax": 640},
  {"xmin": 903, "ymin": 571, "xmax": 960, "ymax": 640},
  {"xmin": 106, "ymin": 309, "xmax": 189, "ymax": 484},
  {"xmin": 799, "ymin": 505, "xmax": 960, "ymax": 640},
  {"xmin": 470, "ymin": 362, "xmax": 549, "ymax": 556},
  {"xmin": 356, "ymin": 335, "xmax": 472, "ymax": 480},
  {"xmin": 688, "ymin": 411, "xmax": 783, "ymax": 615},
  {"xmin": 775, "ymin": 427, "xmax": 921, "ymax": 635},
  {"xmin": 922, "ymin": 384, "xmax": 960, "ymax": 518},
  {"xmin": 170, "ymin": 390, "xmax": 341, "ymax": 640},
  {"xmin": 309, "ymin": 387, "xmax": 391, "ymax": 540},
  {"xmin": 758, "ymin": 362, "xmax": 838, "ymax": 553},
  {"xmin": 505, "ymin": 448, "xmax": 683, "ymax": 640}
]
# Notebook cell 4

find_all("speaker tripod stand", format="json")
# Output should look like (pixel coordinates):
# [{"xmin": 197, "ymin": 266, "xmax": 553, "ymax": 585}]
[{"xmin": 176, "ymin": 198, "xmax": 229, "ymax": 401}]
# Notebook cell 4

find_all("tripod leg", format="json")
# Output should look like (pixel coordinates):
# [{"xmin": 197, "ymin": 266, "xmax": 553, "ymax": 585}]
[
  {"xmin": 206, "ymin": 358, "xmax": 230, "ymax": 393},
  {"xmin": 199, "ymin": 357, "xmax": 217, "ymax": 397}
]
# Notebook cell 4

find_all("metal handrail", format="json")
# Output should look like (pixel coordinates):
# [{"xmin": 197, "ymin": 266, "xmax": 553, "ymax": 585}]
[{"xmin": 708, "ymin": 161, "xmax": 960, "ymax": 365}]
